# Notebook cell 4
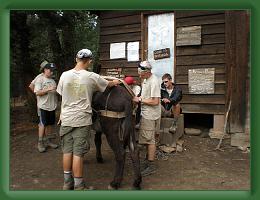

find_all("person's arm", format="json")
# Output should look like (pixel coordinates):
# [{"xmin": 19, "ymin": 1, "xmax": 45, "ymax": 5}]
[
  {"xmin": 107, "ymin": 79, "xmax": 121, "ymax": 88},
  {"xmin": 35, "ymin": 86, "xmax": 56, "ymax": 96},
  {"xmin": 29, "ymin": 83, "xmax": 35, "ymax": 92},
  {"xmin": 133, "ymin": 96, "xmax": 160, "ymax": 106},
  {"xmin": 169, "ymin": 87, "xmax": 182, "ymax": 105}
]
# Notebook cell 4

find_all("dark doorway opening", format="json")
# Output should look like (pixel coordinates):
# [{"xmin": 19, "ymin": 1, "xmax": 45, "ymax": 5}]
[{"xmin": 184, "ymin": 113, "xmax": 213, "ymax": 129}]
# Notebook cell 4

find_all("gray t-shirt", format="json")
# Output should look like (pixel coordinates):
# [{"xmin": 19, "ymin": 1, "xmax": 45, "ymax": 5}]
[
  {"xmin": 34, "ymin": 75, "xmax": 57, "ymax": 111},
  {"xmin": 141, "ymin": 74, "xmax": 161, "ymax": 120},
  {"xmin": 56, "ymin": 69, "xmax": 108, "ymax": 127}
]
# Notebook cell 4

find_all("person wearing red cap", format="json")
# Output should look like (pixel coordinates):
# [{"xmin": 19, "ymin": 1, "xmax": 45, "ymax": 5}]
[{"xmin": 124, "ymin": 76, "xmax": 141, "ymax": 96}]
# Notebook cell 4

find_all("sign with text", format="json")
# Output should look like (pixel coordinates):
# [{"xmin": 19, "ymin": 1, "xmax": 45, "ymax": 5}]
[
  {"xmin": 106, "ymin": 68, "xmax": 125, "ymax": 79},
  {"xmin": 188, "ymin": 68, "xmax": 215, "ymax": 94},
  {"xmin": 176, "ymin": 26, "xmax": 201, "ymax": 46},
  {"xmin": 153, "ymin": 48, "xmax": 171, "ymax": 60}
]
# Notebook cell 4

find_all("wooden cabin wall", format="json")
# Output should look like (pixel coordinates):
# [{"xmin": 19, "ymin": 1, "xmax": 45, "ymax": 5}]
[
  {"xmin": 175, "ymin": 11, "xmax": 226, "ymax": 114},
  {"xmin": 99, "ymin": 11, "xmax": 142, "ymax": 81},
  {"xmin": 98, "ymin": 11, "xmax": 249, "ymax": 133},
  {"xmin": 225, "ymin": 11, "xmax": 249, "ymax": 133}
]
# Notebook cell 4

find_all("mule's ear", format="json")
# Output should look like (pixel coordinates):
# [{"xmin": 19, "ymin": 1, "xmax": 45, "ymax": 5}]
[{"xmin": 93, "ymin": 64, "xmax": 101, "ymax": 74}]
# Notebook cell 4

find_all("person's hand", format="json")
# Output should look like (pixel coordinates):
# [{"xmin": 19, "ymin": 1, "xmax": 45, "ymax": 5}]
[
  {"xmin": 133, "ymin": 96, "xmax": 140, "ymax": 103},
  {"xmin": 112, "ymin": 79, "xmax": 121, "ymax": 86},
  {"xmin": 47, "ymin": 86, "xmax": 56, "ymax": 92},
  {"xmin": 162, "ymin": 98, "xmax": 170, "ymax": 103}
]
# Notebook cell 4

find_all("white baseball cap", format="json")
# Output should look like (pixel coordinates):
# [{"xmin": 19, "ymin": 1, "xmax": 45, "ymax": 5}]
[{"xmin": 76, "ymin": 49, "xmax": 93, "ymax": 59}]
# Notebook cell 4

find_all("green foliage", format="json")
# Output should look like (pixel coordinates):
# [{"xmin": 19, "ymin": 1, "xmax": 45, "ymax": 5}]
[{"xmin": 11, "ymin": 10, "xmax": 100, "ymax": 97}]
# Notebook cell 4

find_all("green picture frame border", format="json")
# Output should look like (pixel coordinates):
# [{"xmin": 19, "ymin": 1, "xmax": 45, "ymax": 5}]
[{"xmin": 1, "ymin": 0, "xmax": 259, "ymax": 199}]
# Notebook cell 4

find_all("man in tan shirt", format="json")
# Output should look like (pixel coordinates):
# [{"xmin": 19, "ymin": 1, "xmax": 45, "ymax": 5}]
[{"xmin": 133, "ymin": 61, "xmax": 161, "ymax": 177}]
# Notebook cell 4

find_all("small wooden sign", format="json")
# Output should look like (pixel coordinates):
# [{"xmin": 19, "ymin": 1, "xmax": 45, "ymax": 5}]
[
  {"xmin": 153, "ymin": 48, "xmax": 171, "ymax": 60},
  {"xmin": 188, "ymin": 68, "xmax": 215, "ymax": 94},
  {"xmin": 176, "ymin": 26, "xmax": 201, "ymax": 46},
  {"xmin": 106, "ymin": 68, "xmax": 125, "ymax": 79}
]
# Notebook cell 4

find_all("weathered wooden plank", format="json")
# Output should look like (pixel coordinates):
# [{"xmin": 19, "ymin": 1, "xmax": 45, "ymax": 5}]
[
  {"xmin": 179, "ymin": 83, "xmax": 226, "ymax": 95},
  {"xmin": 176, "ymin": 54, "xmax": 225, "ymax": 66},
  {"xmin": 181, "ymin": 94, "xmax": 225, "ymax": 104},
  {"xmin": 175, "ymin": 11, "xmax": 225, "ymax": 19},
  {"xmin": 176, "ymin": 44, "xmax": 225, "ymax": 56},
  {"xmin": 99, "ymin": 11, "xmax": 141, "ymax": 19},
  {"xmin": 176, "ymin": 13, "xmax": 225, "ymax": 27},
  {"xmin": 202, "ymin": 23, "xmax": 225, "ymax": 34},
  {"xmin": 100, "ymin": 60, "xmax": 140, "ymax": 69},
  {"xmin": 176, "ymin": 64, "xmax": 225, "ymax": 75},
  {"xmin": 100, "ymin": 32, "xmax": 141, "ymax": 44},
  {"xmin": 100, "ymin": 14, "xmax": 141, "ymax": 27},
  {"xmin": 176, "ymin": 74, "xmax": 226, "ymax": 84},
  {"xmin": 181, "ymin": 103, "xmax": 225, "ymax": 114},
  {"xmin": 202, "ymin": 34, "xmax": 225, "ymax": 45},
  {"xmin": 100, "ymin": 24, "xmax": 141, "ymax": 36}
]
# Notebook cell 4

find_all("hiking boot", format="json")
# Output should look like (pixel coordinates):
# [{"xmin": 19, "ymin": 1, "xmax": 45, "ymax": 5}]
[
  {"xmin": 169, "ymin": 118, "xmax": 178, "ymax": 134},
  {"xmin": 63, "ymin": 180, "xmax": 74, "ymax": 190},
  {"xmin": 37, "ymin": 140, "xmax": 46, "ymax": 153},
  {"xmin": 140, "ymin": 159, "xmax": 149, "ymax": 171},
  {"xmin": 44, "ymin": 138, "xmax": 59, "ymax": 149},
  {"xmin": 45, "ymin": 133, "xmax": 57, "ymax": 139},
  {"xmin": 74, "ymin": 182, "xmax": 95, "ymax": 190},
  {"xmin": 141, "ymin": 162, "xmax": 157, "ymax": 177}
]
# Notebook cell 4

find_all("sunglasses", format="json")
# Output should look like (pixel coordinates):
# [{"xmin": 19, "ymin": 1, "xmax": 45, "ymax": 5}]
[
  {"xmin": 163, "ymin": 80, "xmax": 169, "ymax": 83},
  {"xmin": 138, "ymin": 64, "xmax": 148, "ymax": 70}
]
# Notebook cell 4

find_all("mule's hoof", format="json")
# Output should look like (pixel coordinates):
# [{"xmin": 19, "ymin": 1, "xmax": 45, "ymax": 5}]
[
  {"xmin": 108, "ymin": 184, "xmax": 116, "ymax": 190},
  {"xmin": 132, "ymin": 185, "xmax": 141, "ymax": 190},
  {"xmin": 96, "ymin": 157, "xmax": 104, "ymax": 163}
]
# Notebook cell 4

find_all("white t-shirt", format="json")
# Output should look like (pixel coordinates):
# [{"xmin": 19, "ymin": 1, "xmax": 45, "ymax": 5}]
[
  {"xmin": 166, "ymin": 88, "xmax": 173, "ymax": 96},
  {"xmin": 31, "ymin": 73, "xmax": 44, "ymax": 85},
  {"xmin": 56, "ymin": 69, "xmax": 108, "ymax": 127},
  {"xmin": 140, "ymin": 74, "xmax": 161, "ymax": 120},
  {"xmin": 31, "ymin": 73, "xmax": 44, "ymax": 115},
  {"xmin": 34, "ymin": 75, "xmax": 57, "ymax": 111}
]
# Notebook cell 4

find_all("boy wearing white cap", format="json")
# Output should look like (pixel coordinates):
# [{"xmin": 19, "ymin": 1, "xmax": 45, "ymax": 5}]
[{"xmin": 57, "ymin": 48, "xmax": 120, "ymax": 190}]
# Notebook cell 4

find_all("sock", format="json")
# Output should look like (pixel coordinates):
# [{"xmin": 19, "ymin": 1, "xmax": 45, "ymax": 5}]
[
  {"xmin": 38, "ymin": 136, "xmax": 43, "ymax": 142},
  {"xmin": 64, "ymin": 171, "xmax": 73, "ymax": 183},
  {"xmin": 74, "ymin": 177, "xmax": 84, "ymax": 186}
]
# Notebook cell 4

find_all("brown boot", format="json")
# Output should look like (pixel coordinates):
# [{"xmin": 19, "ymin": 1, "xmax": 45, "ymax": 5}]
[{"xmin": 44, "ymin": 138, "xmax": 59, "ymax": 149}]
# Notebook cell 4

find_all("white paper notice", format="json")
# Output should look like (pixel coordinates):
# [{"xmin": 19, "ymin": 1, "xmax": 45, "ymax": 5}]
[
  {"xmin": 110, "ymin": 42, "xmax": 126, "ymax": 59},
  {"xmin": 127, "ymin": 42, "xmax": 139, "ymax": 61}
]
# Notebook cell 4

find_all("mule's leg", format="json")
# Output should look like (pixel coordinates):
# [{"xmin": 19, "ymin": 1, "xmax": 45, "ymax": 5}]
[
  {"xmin": 94, "ymin": 131, "xmax": 104, "ymax": 163},
  {"xmin": 105, "ymin": 134, "xmax": 126, "ymax": 190},
  {"xmin": 129, "ymin": 135, "xmax": 142, "ymax": 190}
]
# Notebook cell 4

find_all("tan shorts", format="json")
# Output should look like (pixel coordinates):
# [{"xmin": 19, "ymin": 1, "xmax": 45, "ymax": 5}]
[
  {"xmin": 138, "ymin": 117, "xmax": 161, "ymax": 144},
  {"xmin": 60, "ymin": 126, "xmax": 91, "ymax": 157}
]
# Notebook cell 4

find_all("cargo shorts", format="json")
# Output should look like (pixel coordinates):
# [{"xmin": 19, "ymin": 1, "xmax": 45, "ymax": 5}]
[
  {"xmin": 138, "ymin": 117, "xmax": 161, "ymax": 145},
  {"xmin": 60, "ymin": 126, "xmax": 91, "ymax": 157}
]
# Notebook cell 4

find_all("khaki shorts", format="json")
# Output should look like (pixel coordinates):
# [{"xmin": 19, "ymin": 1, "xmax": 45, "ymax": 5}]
[
  {"xmin": 60, "ymin": 126, "xmax": 91, "ymax": 157},
  {"xmin": 138, "ymin": 117, "xmax": 161, "ymax": 145}
]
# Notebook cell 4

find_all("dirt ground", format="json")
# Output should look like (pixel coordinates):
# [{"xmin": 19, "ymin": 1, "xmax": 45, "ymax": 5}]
[{"xmin": 10, "ymin": 106, "xmax": 250, "ymax": 190}]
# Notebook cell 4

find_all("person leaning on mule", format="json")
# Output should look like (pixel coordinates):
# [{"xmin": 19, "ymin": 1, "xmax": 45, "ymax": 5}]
[
  {"xmin": 161, "ymin": 73, "xmax": 182, "ymax": 133},
  {"xmin": 34, "ymin": 62, "xmax": 59, "ymax": 153},
  {"xmin": 56, "ymin": 48, "xmax": 120, "ymax": 190},
  {"xmin": 132, "ymin": 61, "xmax": 161, "ymax": 177}
]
